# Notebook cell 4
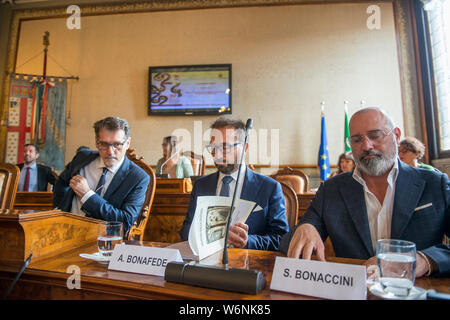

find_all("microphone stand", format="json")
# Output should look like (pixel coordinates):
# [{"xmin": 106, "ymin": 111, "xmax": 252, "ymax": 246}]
[
  {"xmin": 164, "ymin": 119, "xmax": 266, "ymax": 295},
  {"xmin": 221, "ymin": 119, "xmax": 251, "ymax": 269}
]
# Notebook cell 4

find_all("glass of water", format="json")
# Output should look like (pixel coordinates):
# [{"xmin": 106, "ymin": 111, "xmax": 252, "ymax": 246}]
[
  {"xmin": 98, "ymin": 221, "xmax": 123, "ymax": 257},
  {"xmin": 376, "ymin": 239, "xmax": 417, "ymax": 298}
]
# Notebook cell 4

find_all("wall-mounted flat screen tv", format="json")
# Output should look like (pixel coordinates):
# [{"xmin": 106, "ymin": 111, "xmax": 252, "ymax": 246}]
[{"xmin": 148, "ymin": 64, "xmax": 232, "ymax": 116}]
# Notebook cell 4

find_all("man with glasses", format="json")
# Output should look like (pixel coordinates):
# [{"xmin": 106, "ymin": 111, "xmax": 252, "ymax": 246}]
[
  {"xmin": 53, "ymin": 116, "xmax": 149, "ymax": 232},
  {"xmin": 280, "ymin": 107, "xmax": 450, "ymax": 277},
  {"xmin": 179, "ymin": 118, "xmax": 289, "ymax": 251}
]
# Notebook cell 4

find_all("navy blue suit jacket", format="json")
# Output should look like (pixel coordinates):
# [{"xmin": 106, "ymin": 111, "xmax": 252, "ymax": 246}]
[
  {"xmin": 180, "ymin": 167, "xmax": 289, "ymax": 251},
  {"xmin": 280, "ymin": 160, "xmax": 450, "ymax": 276},
  {"xmin": 53, "ymin": 149, "xmax": 149, "ymax": 232}
]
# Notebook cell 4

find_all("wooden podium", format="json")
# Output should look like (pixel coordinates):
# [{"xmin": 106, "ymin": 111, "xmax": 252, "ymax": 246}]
[
  {"xmin": 0, "ymin": 209, "xmax": 101, "ymax": 266},
  {"xmin": 155, "ymin": 178, "xmax": 192, "ymax": 193}
]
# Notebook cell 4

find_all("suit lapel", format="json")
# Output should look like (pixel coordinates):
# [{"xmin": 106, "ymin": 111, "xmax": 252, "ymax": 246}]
[
  {"xmin": 391, "ymin": 161, "xmax": 425, "ymax": 239},
  {"xmin": 199, "ymin": 171, "xmax": 220, "ymax": 196},
  {"xmin": 240, "ymin": 167, "xmax": 259, "ymax": 202},
  {"xmin": 102, "ymin": 156, "xmax": 130, "ymax": 200},
  {"xmin": 339, "ymin": 175, "xmax": 374, "ymax": 257}
]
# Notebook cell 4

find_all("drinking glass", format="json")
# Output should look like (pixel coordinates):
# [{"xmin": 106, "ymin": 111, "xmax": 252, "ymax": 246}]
[
  {"xmin": 376, "ymin": 239, "xmax": 416, "ymax": 297},
  {"xmin": 97, "ymin": 221, "xmax": 123, "ymax": 257}
]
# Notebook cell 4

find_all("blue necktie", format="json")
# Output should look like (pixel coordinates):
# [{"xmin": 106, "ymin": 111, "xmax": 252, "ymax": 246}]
[
  {"xmin": 95, "ymin": 167, "xmax": 108, "ymax": 195},
  {"xmin": 220, "ymin": 176, "xmax": 233, "ymax": 197}
]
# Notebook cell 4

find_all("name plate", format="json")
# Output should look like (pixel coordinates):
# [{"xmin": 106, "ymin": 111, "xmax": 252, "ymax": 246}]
[
  {"xmin": 108, "ymin": 244, "xmax": 183, "ymax": 276},
  {"xmin": 270, "ymin": 257, "xmax": 367, "ymax": 300}
]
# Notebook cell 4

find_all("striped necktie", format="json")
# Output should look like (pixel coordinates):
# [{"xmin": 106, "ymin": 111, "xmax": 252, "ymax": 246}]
[{"xmin": 95, "ymin": 167, "xmax": 108, "ymax": 195}]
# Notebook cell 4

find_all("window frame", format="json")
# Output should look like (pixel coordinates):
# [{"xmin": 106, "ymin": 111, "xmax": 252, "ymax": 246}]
[{"xmin": 414, "ymin": 0, "xmax": 450, "ymax": 159}]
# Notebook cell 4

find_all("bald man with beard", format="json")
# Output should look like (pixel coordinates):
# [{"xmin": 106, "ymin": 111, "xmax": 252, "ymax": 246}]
[{"xmin": 280, "ymin": 107, "xmax": 450, "ymax": 277}]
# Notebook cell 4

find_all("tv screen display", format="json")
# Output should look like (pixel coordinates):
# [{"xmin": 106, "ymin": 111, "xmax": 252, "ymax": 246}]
[{"xmin": 148, "ymin": 64, "xmax": 232, "ymax": 116}]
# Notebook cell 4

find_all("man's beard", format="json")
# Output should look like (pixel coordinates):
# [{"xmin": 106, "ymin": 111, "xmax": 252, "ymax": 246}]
[
  {"xmin": 355, "ymin": 142, "xmax": 397, "ymax": 176},
  {"xmin": 215, "ymin": 162, "xmax": 240, "ymax": 174},
  {"xmin": 24, "ymin": 156, "xmax": 35, "ymax": 165}
]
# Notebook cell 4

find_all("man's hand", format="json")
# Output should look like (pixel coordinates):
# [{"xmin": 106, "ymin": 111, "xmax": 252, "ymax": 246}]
[
  {"xmin": 228, "ymin": 222, "xmax": 249, "ymax": 248},
  {"xmin": 69, "ymin": 175, "xmax": 91, "ymax": 198},
  {"xmin": 287, "ymin": 223, "xmax": 325, "ymax": 261}
]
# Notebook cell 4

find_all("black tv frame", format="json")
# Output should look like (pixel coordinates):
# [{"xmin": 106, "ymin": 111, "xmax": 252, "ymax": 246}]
[{"xmin": 148, "ymin": 64, "xmax": 232, "ymax": 116}]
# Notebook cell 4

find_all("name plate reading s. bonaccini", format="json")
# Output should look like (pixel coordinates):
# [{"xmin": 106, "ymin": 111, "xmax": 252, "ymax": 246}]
[{"xmin": 270, "ymin": 257, "xmax": 367, "ymax": 300}]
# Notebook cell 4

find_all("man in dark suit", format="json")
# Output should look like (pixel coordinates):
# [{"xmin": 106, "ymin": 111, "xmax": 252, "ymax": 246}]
[
  {"xmin": 53, "ymin": 116, "xmax": 149, "ymax": 232},
  {"xmin": 180, "ymin": 118, "xmax": 289, "ymax": 251},
  {"xmin": 17, "ymin": 144, "xmax": 56, "ymax": 192},
  {"xmin": 280, "ymin": 107, "xmax": 449, "ymax": 277}
]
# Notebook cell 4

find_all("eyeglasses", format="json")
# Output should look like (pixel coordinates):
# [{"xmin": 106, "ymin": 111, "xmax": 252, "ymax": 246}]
[
  {"xmin": 348, "ymin": 128, "xmax": 395, "ymax": 145},
  {"xmin": 206, "ymin": 142, "xmax": 242, "ymax": 154},
  {"xmin": 97, "ymin": 141, "xmax": 126, "ymax": 151}
]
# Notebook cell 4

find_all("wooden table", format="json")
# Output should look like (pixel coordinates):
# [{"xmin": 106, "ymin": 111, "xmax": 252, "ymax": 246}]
[{"xmin": 0, "ymin": 240, "xmax": 448, "ymax": 300}]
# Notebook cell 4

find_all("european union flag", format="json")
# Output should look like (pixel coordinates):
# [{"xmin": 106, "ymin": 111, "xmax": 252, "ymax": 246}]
[{"xmin": 318, "ymin": 111, "xmax": 331, "ymax": 181}]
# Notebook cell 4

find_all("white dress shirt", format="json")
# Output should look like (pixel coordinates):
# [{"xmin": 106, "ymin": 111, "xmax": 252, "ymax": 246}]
[
  {"xmin": 71, "ymin": 156, "xmax": 125, "ymax": 216},
  {"xmin": 216, "ymin": 164, "xmax": 246, "ymax": 200},
  {"xmin": 352, "ymin": 159, "xmax": 399, "ymax": 253}
]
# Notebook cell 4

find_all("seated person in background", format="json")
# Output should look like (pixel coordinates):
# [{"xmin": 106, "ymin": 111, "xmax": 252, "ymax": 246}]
[
  {"xmin": 53, "ymin": 116, "xmax": 149, "ymax": 233},
  {"xmin": 280, "ymin": 107, "xmax": 450, "ymax": 277},
  {"xmin": 399, "ymin": 136, "xmax": 436, "ymax": 171},
  {"xmin": 155, "ymin": 135, "xmax": 193, "ymax": 178},
  {"xmin": 180, "ymin": 117, "xmax": 289, "ymax": 251},
  {"xmin": 17, "ymin": 143, "xmax": 56, "ymax": 192},
  {"xmin": 331, "ymin": 151, "xmax": 355, "ymax": 177}
]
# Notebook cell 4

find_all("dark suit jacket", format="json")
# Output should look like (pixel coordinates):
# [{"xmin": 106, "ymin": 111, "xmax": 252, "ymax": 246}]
[
  {"xmin": 280, "ymin": 160, "xmax": 450, "ymax": 276},
  {"xmin": 17, "ymin": 163, "xmax": 56, "ymax": 191},
  {"xmin": 180, "ymin": 167, "xmax": 289, "ymax": 251},
  {"xmin": 53, "ymin": 149, "xmax": 150, "ymax": 232}
]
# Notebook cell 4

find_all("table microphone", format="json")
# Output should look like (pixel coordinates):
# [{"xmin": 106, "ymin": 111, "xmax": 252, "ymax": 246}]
[{"xmin": 165, "ymin": 118, "xmax": 266, "ymax": 295}]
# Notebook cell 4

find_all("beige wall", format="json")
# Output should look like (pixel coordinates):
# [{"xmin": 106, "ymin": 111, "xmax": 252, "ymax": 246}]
[{"xmin": 15, "ymin": 2, "xmax": 403, "ymax": 167}]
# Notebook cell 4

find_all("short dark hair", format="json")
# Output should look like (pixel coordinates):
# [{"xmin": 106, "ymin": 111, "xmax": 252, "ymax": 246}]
[
  {"xmin": 24, "ymin": 143, "xmax": 39, "ymax": 153},
  {"xmin": 210, "ymin": 117, "xmax": 246, "ymax": 142},
  {"xmin": 93, "ymin": 116, "xmax": 130, "ymax": 141},
  {"xmin": 399, "ymin": 137, "xmax": 426, "ymax": 160}
]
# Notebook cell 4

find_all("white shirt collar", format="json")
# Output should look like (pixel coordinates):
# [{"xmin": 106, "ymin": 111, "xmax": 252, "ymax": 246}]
[
  {"xmin": 353, "ymin": 158, "xmax": 399, "ymax": 188},
  {"xmin": 218, "ymin": 164, "xmax": 246, "ymax": 183}
]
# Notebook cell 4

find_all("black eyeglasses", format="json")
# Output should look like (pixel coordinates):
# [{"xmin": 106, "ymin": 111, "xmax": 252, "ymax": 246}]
[
  {"xmin": 97, "ymin": 141, "xmax": 126, "ymax": 151},
  {"xmin": 206, "ymin": 142, "xmax": 242, "ymax": 154}
]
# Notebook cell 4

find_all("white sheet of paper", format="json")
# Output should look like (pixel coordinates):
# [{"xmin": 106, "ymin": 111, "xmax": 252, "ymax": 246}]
[
  {"xmin": 188, "ymin": 196, "xmax": 255, "ymax": 261},
  {"xmin": 167, "ymin": 241, "xmax": 198, "ymax": 261}
]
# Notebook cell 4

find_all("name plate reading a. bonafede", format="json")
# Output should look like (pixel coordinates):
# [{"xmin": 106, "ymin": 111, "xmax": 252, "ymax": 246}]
[
  {"xmin": 108, "ymin": 244, "xmax": 183, "ymax": 276},
  {"xmin": 270, "ymin": 257, "xmax": 367, "ymax": 300}
]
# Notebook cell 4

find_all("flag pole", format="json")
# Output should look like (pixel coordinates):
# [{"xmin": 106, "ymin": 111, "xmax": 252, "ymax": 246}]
[{"xmin": 344, "ymin": 101, "xmax": 351, "ymax": 153}]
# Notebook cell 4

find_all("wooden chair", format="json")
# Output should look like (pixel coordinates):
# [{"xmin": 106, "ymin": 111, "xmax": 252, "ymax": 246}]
[
  {"xmin": 0, "ymin": 163, "xmax": 20, "ymax": 210},
  {"xmin": 270, "ymin": 167, "xmax": 310, "ymax": 194},
  {"xmin": 125, "ymin": 149, "xmax": 157, "ymax": 241},
  {"xmin": 182, "ymin": 151, "xmax": 205, "ymax": 176},
  {"xmin": 279, "ymin": 181, "xmax": 298, "ymax": 230}
]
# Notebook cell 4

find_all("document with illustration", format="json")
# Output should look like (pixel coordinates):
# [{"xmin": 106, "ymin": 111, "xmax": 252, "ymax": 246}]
[{"xmin": 184, "ymin": 196, "xmax": 256, "ymax": 261}]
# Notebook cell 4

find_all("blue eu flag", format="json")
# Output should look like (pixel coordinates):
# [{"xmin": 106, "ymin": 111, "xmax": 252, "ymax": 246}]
[{"xmin": 318, "ymin": 111, "xmax": 331, "ymax": 181}]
